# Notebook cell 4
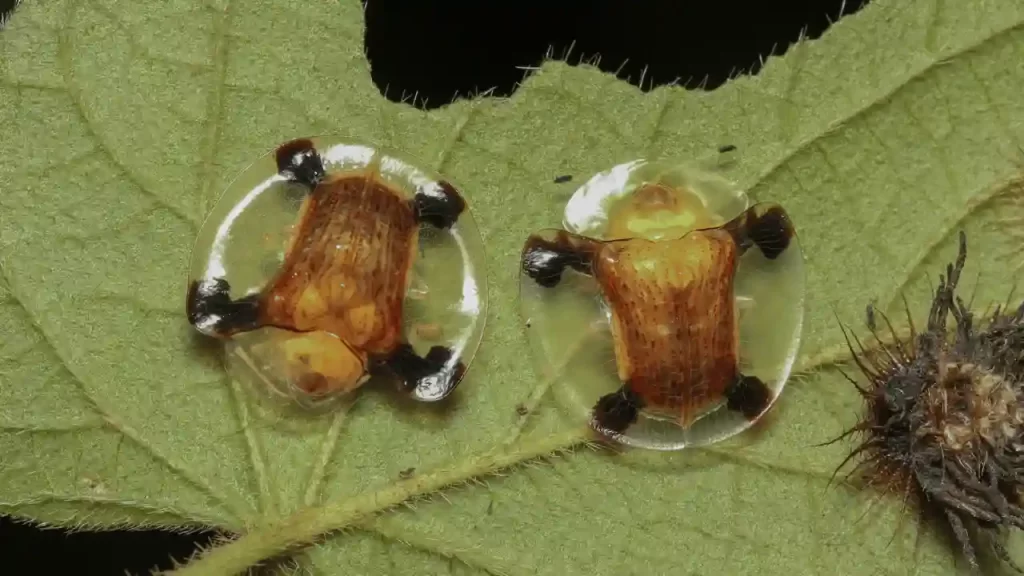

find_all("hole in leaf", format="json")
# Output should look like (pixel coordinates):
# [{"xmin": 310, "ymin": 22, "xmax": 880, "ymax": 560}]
[
  {"xmin": 0, "ymin": 0, "xmax": 20, "ymax": 29},
  {"xmin": 0, "ymin": 516, "xmax": 224, "ymax": 573},
  {"xmin": 364, "ymin": 0, "xmax": 870, "ymax": 109}
]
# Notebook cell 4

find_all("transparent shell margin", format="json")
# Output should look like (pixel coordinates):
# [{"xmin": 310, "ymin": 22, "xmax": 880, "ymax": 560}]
[
  {"xmin": 186, "ymin": 136, "xmax": 489, "ymax": 409},
  {"xmin": 521, "ymin": 155, "xmax": 805, "ymax": 450},
  {"xmin": 563, "ymin": 152, "xmax": 748, "ymax": 240},
  {"xmin": 520, "ymin": 220, "xmax": 805, "ymax": 450}
]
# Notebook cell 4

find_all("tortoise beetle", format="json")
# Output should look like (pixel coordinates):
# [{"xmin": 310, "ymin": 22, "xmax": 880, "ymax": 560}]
[
  {"xmin": 519, "ymin": 157, "xmax": 805, "ymax": 449},
  {"xmin": 186, "ymin": 138, "xmax": 487, "ymax": 407}
]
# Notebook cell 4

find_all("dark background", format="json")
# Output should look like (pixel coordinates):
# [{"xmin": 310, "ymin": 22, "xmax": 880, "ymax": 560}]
[{"xmin": 0, "ymin": 0, "xmax": 867, "ymax": 573}]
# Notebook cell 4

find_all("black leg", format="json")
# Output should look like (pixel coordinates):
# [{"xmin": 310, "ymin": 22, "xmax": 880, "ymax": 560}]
[
  {"xmin": 186, "ymin": 278, "xmax": 263, "ymax": 338},
  {"xmin": 412, "ymin": 180, "xmax": 466, "ymax": 229},
  {"xmin": 591, "ymin": 384, "xmax": 644, "ymax": 436},
  {"xmin": 723, "ymin": 203, "xmax": 795, "ymax": 260},
  {"xmin": 381, "ymin": 342, "xmax": 466, "ymax": 402},
  {"xmin": 724, "ymin": 373, "xmax": 773, "ymax": 420},
  {"xmin": 275, "ymin": 138, "xmax": 325, "ymax": 189},
  {"xmin": 521, "ymin": 231, "xmax": 596, "ymax": 288}
]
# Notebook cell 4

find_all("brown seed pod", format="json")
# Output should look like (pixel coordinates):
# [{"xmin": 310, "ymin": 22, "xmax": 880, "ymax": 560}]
[{"xmin": 829, "ymin": 231, "xmax": 1024, "ymax": 573}]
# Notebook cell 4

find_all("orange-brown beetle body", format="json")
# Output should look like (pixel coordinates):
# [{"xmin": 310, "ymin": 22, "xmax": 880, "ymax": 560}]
[
  {"xmin": 187, "ymin": 138, "xmax": 468, "ymax": 402},
  {"xmin": 521, "ymin": 203, "xmax": 794, "ymax": 436}
]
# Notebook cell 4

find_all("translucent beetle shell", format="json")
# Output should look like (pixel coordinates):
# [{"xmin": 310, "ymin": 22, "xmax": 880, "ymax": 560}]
[
  {"xmin": 519, "ymin": 156, "xmax": 805, "ymax": 450},
  {"xmin": 186, "ymin": 137, "xmax": 487, "ymax": 408}
]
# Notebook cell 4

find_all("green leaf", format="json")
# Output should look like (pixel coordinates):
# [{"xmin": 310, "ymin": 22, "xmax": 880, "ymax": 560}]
[{"xmin": 2, "ymin": 0, "xmax": 1024, "ymax": 575}]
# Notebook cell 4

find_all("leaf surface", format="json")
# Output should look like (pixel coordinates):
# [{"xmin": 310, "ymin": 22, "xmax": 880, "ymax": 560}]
[{"xmin": 2, "ymin": 0, "xmax": 1024, "ymax": 574}]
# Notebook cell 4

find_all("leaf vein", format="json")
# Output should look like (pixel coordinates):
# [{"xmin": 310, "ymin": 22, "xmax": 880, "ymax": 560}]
[
  {"xmin": 196, "ymin": 0, "xmax": 234, "ymax": 218},
  {"xmin": 5, "ymin": 147, "xmax": 101, "ymax": 183},
  {"xmin": 754, "ymin": 18, "xmax": 1024, "ymax": 190},
  {"xmin": 0, "ymin": 78, "xmax": 65, "ymax": 93},
  {"xmin": 357, "ymin": 523, "xmax": 511, "ymax": 576},
  {"xmin": 227, "ymin": 377, "xmax": 275, "ymax": 520},
  {"xmin": 924, "ymin": 0, "xmax": 947, "ymax": 53},
  {"xmin": 165, "ymin": 428, "xmax": 591, "ymax": 575},
  {"xmin": 777, "ymin": 39, "xmax": 810, "ymax": 145},
  {"xmin": 0, "ymin": 493, "xmax": 224, "ymax": 527},
  {"xmin": 0, "ymin": 262, "xmax": 246, "ymax": 526},
  {"xmin": 883, "ymin": 174, "xmax": 1021, "ymax": 311},
  {"xmin": 85, "ymin": 0, "xmax": 211, "ymax": 73},
  {"xmin": 222, "ymin": 83, "xmax": 348, "ymax": 140},
  {"xmin": 303, "ymin": 396, "xmax": 357, "ymax": 507},
  {"xmin": 161, "ymin": 313, "xmax": 916, "ymax": 574},
  {"xmin": 538, "ymin": 84, "xmax": 637, "ymax": 146},
  {"xmin": 0, "ymin": 420, "xmax": 103, "ymax": 433},
  {"xmin": 642, "ymin": 90, "xmax": 674, "ymax": 157},
  {"xmin": 433, "ymin": 102, "xmax": 486, "ymax": 176},
  {"xmin": 965, "ymin": 52, "xmax": 1024, "ymax": 153},
  {"xmin": 57, "ymin": 2, "xmax": 201, "ymax": 231}
]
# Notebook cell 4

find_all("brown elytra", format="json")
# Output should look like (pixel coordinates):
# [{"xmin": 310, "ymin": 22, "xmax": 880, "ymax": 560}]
[
  {"xmin": 520, "ymin": 202, "xmax": 796, "ymax": 435},
  {"xmin": 260, "ymin": 171, "xmax": 420, "ymax": 357},
  {"xmin": 594, "ymin": 230, "xmax": 740, "ymax": 426}
]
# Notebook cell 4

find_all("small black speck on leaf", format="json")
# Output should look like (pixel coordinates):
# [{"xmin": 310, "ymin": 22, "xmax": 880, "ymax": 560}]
[
  {"xmin": 553, "ymin": 175, "xmax": 573, "ymax": 183},
  {"xmin": 398, "ymin": 467, "xmax": 416, "ymax": 479},
  {"xmin": 718, "ymin": 144, "xmax": 737, "ymax": 153},
  {"xmin": 515, "ymin": 403, "xmax": 529, "ymax": 416},
  {"xmin": 827, "ymin": 231, "xmax": 1024, "ymax": 574}
]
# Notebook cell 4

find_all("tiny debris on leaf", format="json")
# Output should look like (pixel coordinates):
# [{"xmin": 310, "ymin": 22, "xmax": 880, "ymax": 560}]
[
  {"xmin": 828, "ymin": 230, "xmax": 1024, "ymax": 574},
  {"xmin": 399, "ymin": 467, "xmax": 416, "ymax": 479},
  {"xmin": 717, "ymin": 144, "xmax": 737, "ymax": 153},
  {"xmin": 553, "ymin": 174, "xmax": 573, "ymax": 183}
]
